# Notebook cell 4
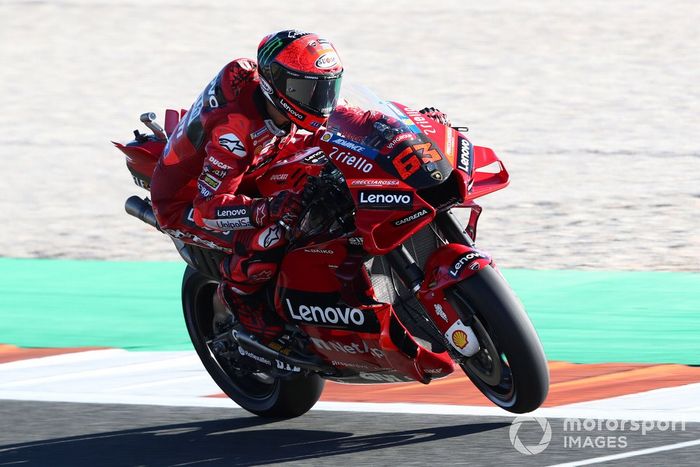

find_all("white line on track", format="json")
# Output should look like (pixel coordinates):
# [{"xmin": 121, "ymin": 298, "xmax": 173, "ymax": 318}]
[
  {"xmin": 546, "ymin": 438, "xmax": 700, "ymax": 466},
  {"xmin": 1, "ymin": 349, "xmax": 699, "ymax": 422}
]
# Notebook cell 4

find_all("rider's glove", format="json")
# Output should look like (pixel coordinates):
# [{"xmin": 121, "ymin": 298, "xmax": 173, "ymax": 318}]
[
  {"xmin": 251, "ymin": 191, "xmax": 304, "ymax": 228},
  {"xmin": 419, "ymin": 107, "xmax": 451, "ymax": 127}
]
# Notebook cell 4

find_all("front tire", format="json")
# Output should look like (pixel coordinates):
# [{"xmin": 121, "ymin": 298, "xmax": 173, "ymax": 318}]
[
  {"xmin": 181, "ymin": 266, "xmax": 324, "ymax": 418},
  {"xmin": 448, "ymin": 266, "xmax": 549, "ymax": 413}
]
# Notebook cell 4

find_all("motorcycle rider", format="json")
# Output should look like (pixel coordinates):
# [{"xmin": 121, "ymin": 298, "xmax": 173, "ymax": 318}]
[{"xmin": 150, "ymin": 29, "xmax": 450, "ymax": 343}]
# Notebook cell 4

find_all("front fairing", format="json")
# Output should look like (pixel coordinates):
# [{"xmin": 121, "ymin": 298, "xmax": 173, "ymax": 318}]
[{"xmin": 323, "ymin": 85, "xmax": 455, "ymax": 190}]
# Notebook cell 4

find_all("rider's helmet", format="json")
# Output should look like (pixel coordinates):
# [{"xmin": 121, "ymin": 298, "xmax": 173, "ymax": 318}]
[{"xmin": 257, "ymin": 29, "xmax": 343, "ymax": 131}]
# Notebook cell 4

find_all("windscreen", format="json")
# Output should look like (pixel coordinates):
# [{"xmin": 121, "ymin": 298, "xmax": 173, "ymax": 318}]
[{"xmin": 326, "ymin": 85, "xmax": 453, "ymax": 188}]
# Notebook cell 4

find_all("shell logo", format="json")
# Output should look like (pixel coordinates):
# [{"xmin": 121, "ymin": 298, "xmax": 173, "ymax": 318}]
[{"xmin": 451, "ymin": 330, "xmax": 468, "ymax": 349}]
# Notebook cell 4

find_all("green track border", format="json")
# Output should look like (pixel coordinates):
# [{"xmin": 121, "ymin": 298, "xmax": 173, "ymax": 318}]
[{"xmin": 1, "ymin": 258, "xmax": 698, "ymax": 363}]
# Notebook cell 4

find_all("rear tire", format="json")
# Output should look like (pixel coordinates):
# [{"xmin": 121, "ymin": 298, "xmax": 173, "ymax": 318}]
[
  {"xmin": 181, "ymin": 266, "xmax": 324, "ymax": 418},
  {"xmin": 448, "ymin": 266, "xmax": 549, "ymax": 413}
]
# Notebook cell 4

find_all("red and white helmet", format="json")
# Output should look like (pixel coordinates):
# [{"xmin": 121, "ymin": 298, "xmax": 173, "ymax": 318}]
[{"xmin": 257, "ymin": 30, "xmax": 343, "ymax": 131}]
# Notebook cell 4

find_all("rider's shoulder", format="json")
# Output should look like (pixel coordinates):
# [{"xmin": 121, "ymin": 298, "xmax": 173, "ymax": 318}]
[{"xmin": 220, "ymin": 58, "xmax": 258, "ymax": 84}]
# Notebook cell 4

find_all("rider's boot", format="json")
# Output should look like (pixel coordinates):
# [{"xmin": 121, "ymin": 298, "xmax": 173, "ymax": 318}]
[{"xmin": 216, "ymin": 281, "xmax": 284, "ymax": 343}]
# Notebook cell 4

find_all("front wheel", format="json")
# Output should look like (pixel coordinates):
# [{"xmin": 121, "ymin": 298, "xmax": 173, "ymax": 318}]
[
  {"xmin": 181, "ymin": 266, "xmax": 324, "ymax": 418},
  {"xmin": 447, "ymin": 266, "xmax": 549, "ymax": 413}
]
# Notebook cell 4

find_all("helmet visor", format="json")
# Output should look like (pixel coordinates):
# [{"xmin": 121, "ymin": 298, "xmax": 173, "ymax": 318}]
[{"xmin": 270, "ymin": 63, "xmax": 342, "ymax": 117}]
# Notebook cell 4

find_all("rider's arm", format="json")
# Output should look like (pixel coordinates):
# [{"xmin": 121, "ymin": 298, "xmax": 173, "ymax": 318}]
[
  {"xmin": 191, "ymin": 124, "xmax": 261, "ymax": 232},
  {"xmin": 192, "ymin": 123, "xmax": 302, "ymax": 232}
]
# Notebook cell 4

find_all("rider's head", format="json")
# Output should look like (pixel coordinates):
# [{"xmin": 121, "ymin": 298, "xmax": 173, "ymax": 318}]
[{"xmin": 257, "ymin": 30, "xmax": 343, "ymax": 131}]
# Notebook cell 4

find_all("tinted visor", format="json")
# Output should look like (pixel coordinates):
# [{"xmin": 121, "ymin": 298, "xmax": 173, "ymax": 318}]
[{"xmin": 270, "ymin": 63, "xmax": 342, "ymax": 117}]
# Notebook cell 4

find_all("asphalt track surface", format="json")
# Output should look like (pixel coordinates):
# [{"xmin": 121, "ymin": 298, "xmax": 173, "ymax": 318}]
[{"xmin": 0, "ymin": 401, "xmax": 698, "ymax": 467}]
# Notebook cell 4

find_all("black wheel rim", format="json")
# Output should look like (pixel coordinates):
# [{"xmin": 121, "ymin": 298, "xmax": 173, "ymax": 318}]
[
  {"xmin": 192, "ymin": 283, "xmax": 279, "ymax": 402},
  {"xmin": 449, "ymin": 293, "xmax": 517, "ymax": 408},
  {"xmin": 461, "ymin": 315, "xmax": 516, "ymax": 406}
]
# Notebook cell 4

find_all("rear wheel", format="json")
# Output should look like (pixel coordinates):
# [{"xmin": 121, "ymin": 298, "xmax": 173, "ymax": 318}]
[
  {"xmin": 447, "ymin": 266, "xmax": 549, "ymax": 413},
  {"xmin": 181, "ymin": 266, "xmax": 324, "ymax": 418}
]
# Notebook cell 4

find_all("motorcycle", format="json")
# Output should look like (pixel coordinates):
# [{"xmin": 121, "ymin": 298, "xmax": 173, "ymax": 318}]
[{"xmin": 114, "ymin": 86, "xmax": 549, "ymax": 418}]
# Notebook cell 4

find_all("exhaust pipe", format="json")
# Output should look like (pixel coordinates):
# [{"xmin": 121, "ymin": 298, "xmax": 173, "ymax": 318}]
[{"xmin": 125, "ymin": 196, "xmax": 160, "ymax": 231}]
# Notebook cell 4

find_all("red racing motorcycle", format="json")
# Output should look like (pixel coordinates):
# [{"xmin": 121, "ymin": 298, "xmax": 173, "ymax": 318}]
[{"xmin": 115, "ymin": 86, "xmax": 549, "ymax": 418}]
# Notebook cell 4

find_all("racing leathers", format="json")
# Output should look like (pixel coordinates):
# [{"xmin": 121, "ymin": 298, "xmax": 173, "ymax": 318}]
[
  {"xmin": 149, "ymin": 58, "xmax": 450, "ymax": 340},
  {"xmin": 151, "ymin": 59, "xmax": 311, "ymax": 306}
]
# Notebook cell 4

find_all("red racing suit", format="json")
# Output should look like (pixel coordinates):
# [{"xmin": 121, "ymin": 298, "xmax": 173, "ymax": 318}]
[{"xmin": 150, "ymin": 58, "xmax": 313, "ymax": 295}]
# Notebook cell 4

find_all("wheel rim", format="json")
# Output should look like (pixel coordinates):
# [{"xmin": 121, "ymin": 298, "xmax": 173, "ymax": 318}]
[
  {"xmin": 461, "ymin": 315, "xmax": 516, "ymax": 406},
  {"xmin": 449, "ymin": 293, "xmax": 517, "ymax": 408},
  {"xmin": 192, "ymin": 283, "xmax": 280, "ymax": 402}
]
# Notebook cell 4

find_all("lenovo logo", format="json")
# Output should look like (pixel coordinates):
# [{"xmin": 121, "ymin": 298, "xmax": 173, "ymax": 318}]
[
  {"xmin": 286, "ymin": 299, "xmax": 365, "ymax": 326},
  {"xmin": 448, "ymin": 251, "xmax": 486, "ymax": 278},
  {"xmin": 358, "ymin": 190, "xmax": 413, "ymax": 210}
]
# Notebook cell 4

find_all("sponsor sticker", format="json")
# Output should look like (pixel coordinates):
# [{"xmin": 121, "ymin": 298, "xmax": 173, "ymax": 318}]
[
  {"xmin": 279, "ymin": 98, "xmax": 305, "ymax": 120},
  {"xmin": 258, "ymin": 224, "xmax": 283, "ymax": 249},
  {"xmin": 350, "ymin": 179, "xmax": 400, "ymax": 187},
  {"xmin": 270, "ymin": 173, "xmax": 289, "ymax": 182},
  {"xmin": 329, "ymin": 147, "xmax": 374, "ymax": 173},
  {"xmin": 282, "ymin": 290, "xmax": 380, "ymax": 332},
  {"xmin": 434, "ymin": 303, "xmax": 448, "ymax": 322},
  {"xmin": 259, "ymin": 76, "xmax": 274, "ymax": 96},
  {"xmin": 358, "ymin": 372, "xmax": 413, "ymax": 383},
  {"xmin": 218, "ymin": 133, "xmax": 247, "ymax": 157},
  {"xmin": 238, "ymin": 346, "xmax": 271, "ymax": 366},
  {"xmin": 393, "ymin": 208, "xmax": 430, "ymax": 226},
  {"xmin": 315, "ymin": 52, "xmax": 340, "ymax": 69},
  {"xmin": 329, "ymin": 135, "xmax": 377, "ymax": 156},
  {"xmin": 303, "ymin": 248, "xmax": 334, "ymax": 254},
  {"xmin": 457, "ymin": 137, "xmax": 473, "ymax": 174},
  {"xmin": 348, "ymin": 236, "xmax": 364, "ymax": 246},
  {"xmin": 386, "ymin": 132, "xmax": 414, "ymax": 150},
  {"xmin": 404, "ymin": 107, "xmax": 438, "ymax": 135},
  {"xmin": 198, "ymin": 183, "xmax": 214, "ymax": 199},
  {"xmin": 205, "ymin": 217, "xmax": 252, "ymax": 230},
  {"xmin": 254, "ymin": 202, "xmax": 266, "ymax": 226},
  {"xmin": 208, "ymin": 167, "xmax": 228, "ymax": 178},
  {"xmin": 310, "ymin": 337, "xmax": 384, "ymax": 358},
  {"xmin": 249, "ymin": 269, "xmax": 273, "ymax": 282},
  {"xmin": 286, "ymin": 299, "xmax": 365, "ymax": 327},
  {"xmin": 302, "ymin": 149, "xmax": 327, "ymax": 165},
  {"xmin": 201, "ymin": 174, "xmax": 221, "ymax": 191},
  {"xmin": 452, "ymin": 329, "xmax": 468, "ymax": 349},
  {"xmin": 287, "ymin": 29, "xmax": 309, "ymax": 38},
  {"xmin": 275, "ymin": 360, "xmax": 301, "ymax": 373},
  {"xmin": 357, "ymin": 190, "xmax": 413, "ymax": 210},
  {"xmin": 331, "ymin": 360, "xmax": 377, "ymax": 371},
  {"xmin": 249, "ymin": 126, "xmax": 269, "ymax": 141},
  {"xmin": 445, "ymin": 129, "xmax": 455, "ymax": 163},
  {"xmin": 216, "ymin": 206, "xmax": 248, "ymax": 218},
  {"xmin": 448, "ymin": 250, "xmax": 487, "ymax": 278},
  {"xmin": 207, "ymin": 156, "xmax": 231, "ymax": 170},
  {"xmin": 444, "ymin": 320, "xmax": 480, "ymax": 356}
]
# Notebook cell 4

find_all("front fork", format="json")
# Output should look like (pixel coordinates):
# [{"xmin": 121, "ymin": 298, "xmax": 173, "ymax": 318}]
[{"xmin": 386, "ymin": 209, "xmax": 490, "ymax": 358}]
